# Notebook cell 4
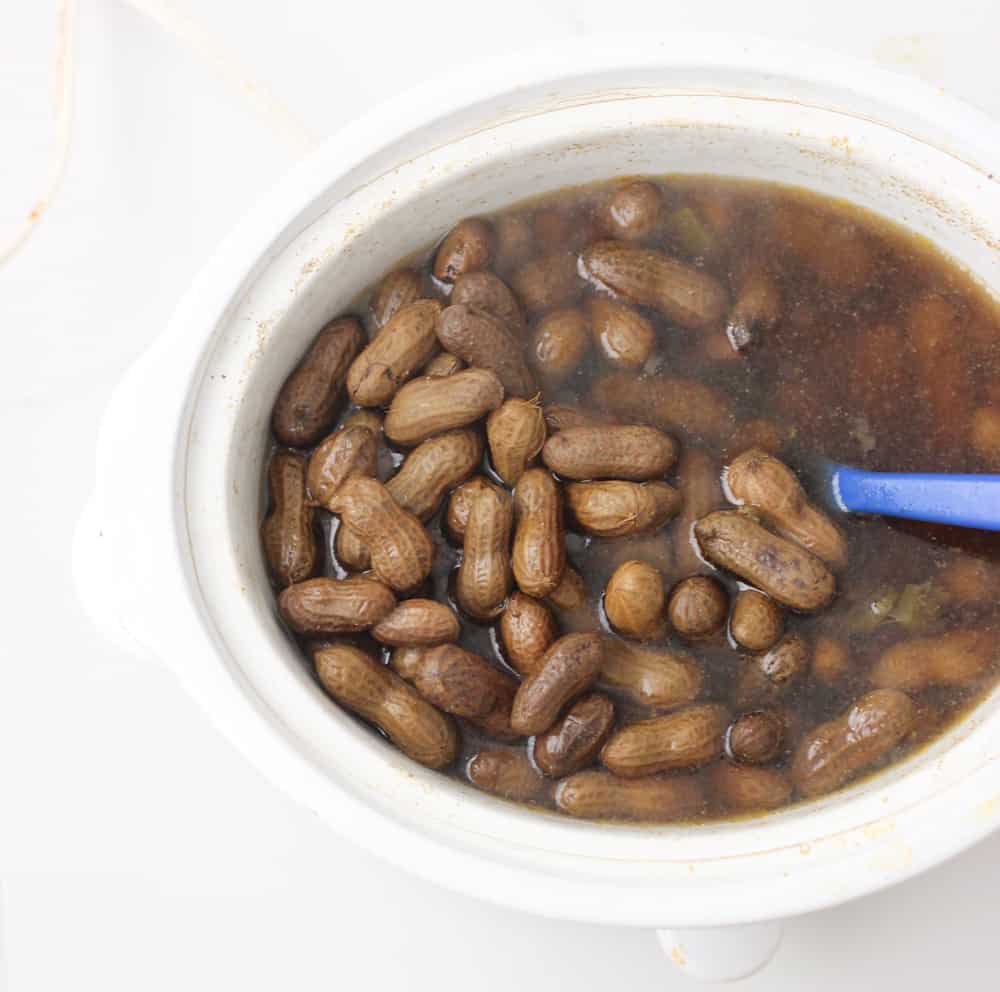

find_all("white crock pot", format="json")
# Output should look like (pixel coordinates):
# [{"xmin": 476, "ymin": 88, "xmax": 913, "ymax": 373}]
[{"xmin": 75, "ymin": 35, "xmax": 1000, "ymax": 982}]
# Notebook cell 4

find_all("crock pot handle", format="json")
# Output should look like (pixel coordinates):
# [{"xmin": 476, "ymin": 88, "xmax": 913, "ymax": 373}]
[
  {"xmin": 73, "ymin": 344, "xmax": 182, "ymax": 666},
  {"xmin": 656, "ymin": 921, "xmax": 783, "ymax": 982}
]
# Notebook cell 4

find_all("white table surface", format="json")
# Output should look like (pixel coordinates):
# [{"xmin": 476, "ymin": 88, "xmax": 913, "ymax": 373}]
[{"xmin": 3, "ymin": 1, "xmax": 999, "ymax": 988}]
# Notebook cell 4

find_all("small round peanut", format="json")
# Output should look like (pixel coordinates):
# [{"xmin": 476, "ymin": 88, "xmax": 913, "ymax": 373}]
[
  {"xmin": 530, "ymin": 308, "xmax": 591, "ymax": 386},
  {"xmin": 261, "ymin": 449, "xmax": 318, "ymax": 587},
  {"xmin": 278, "ymin": 576, "xmax": 396, "ymax": 634},
  {"xmin": 726, "ymin": 711, "xmax": 785, "ymax": 765},
  {"xmin": 487, "ymin": 399, "xmax": 546, "ymax": 486},
  {"xmin": 315, "ymin": 644, "xmax": 458, "ymax": 770},
  {"xmin": 433, "ymin": 218, "xmax": 494, "ymax": 282},
  {"xmin": 534, "ymin": 693, "xmax": 615, "ymax": 779},
  {"xmin": 511, "ymin": 633, "xmax": 605, "ymax": 736},
  {"xmin": 587, "ymin": 296, "xmax": 656, "ymax": 370},
  {"xmin": 733, "ymin": 633, "xmax": 811, "ymax": 708},
  {"xmin": 602, "ymin": 180, "xmax": 663, "ymax": 241},
  {"xmin": 812, "ymin": 635, "xmax": 850, "ymax": 684},
  {"xmin": 604, "ymin": 561, "xmax": 665, "ymax": 640},
  {"xmin": 371, "ymin": 599, "xmax": 461, "ymax": 647},
  {"xmin": 556, "ymin": 770, "xmax": 705, "ymax": 822},
  {"xmin": 467, "ymin": 749, "xmax": 547, "ymax": 803},
  {"xmin": 512, "ymin": 468, "xmax": 566, "ymax": 600},
  {"xmin": 730, "ymin": 590, "xmax": 783, "ymax": 652},
  {"xmin": 499, "ymin": 592, "xmax": 559, "ymax": 676},
  {"xmin": 667, "ymin": 576, "xmax": 728, "ymax": 639},
  {"xmin": 369, "ymin": 268, "xmax": 422, "ymax": 331},
  {"xmin": 601, "ymin": 703, "xmax": 728, "ymax": 778},
  {"xmin": 510, "ymin": 252, "xmax": 582, "ymax": 313}
]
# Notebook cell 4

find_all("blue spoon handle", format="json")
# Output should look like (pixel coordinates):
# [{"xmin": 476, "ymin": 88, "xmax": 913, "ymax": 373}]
[{"xmin": 832, "ymin": 467, "xmax": 1000, "ymax": 531}]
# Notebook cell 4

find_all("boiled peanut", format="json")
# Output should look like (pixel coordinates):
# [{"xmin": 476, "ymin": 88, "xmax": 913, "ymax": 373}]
[
  {"xmin": 487, "ymin": 399, "xmax": 546, "ymax": 485},
  {"xmin": 936, "ymin": 557, "xmax": 1000, "ymax": 606},
  {"xmin": 599, "ymin": 638, "xmax": 702, "ymax": 708},
  {"xmin": 591, "ymin": 371, "xmax": 735, "ymax": 443},
  {"xmin": 726, "ymin": 448, "xmax": 848, "ymax": 570},
  {"xmin": 530, "ymin": 308, "xmax": 591, "ymax": 386},
  {"xmin": 511, "ymin": 633, "xmax": 605, "ymax": 735},
  {"xmin": 812, "ymin": 635, "xmax": 850, "ymax": 684},
  {"xmin": 791, "ymin": 689, "xmax": 915, "ymax": 797},
  {"xmin": 445, "ymin": 475, "xmax": 494, "ymax": 543},
  {"xmin": 971, "ymin": 406, "xmax": 1000, "ymax": 467},
  {"xmin": 566, "ymin": 480, "xmax": 681, "ymax": 538},
  {"xmin": 436, "ymin": 305, "xmax": 537, "ymax": 398},
  {"xmin": 422, "ymin": 351, "xmax": 465, "ymax": 377},
  {"xmin": 711, "ymin": 761, "xmax": 792, "ymax": 812},
  {"xmin": 695, "ymin": 510, "xmax": 835, "ymax": 611},
  {"xmin": 385, "ymin": 429, "xmax": 484, "ymax": 521},
  {"xmin": 543, "ymin": 404, "xmax": 618, "ymax": 433},
  {"xmin": 601, "ymin": 703, "xmax": 728, "ymax": 777},
  {"xmin": 499, "ymin": 591, "xmax": 559, "ymax": 676},
  {"xmin": 305, "ymin": 424, "xmax": 378, "ymax": 511},
  {"xmin": 414, "ymin": 643, "xmax": 518, "ymax": 723},
  {"xmin": 369, "ymin": 268, "xmax": 422, "ymax": 331},
  {"xmin": 329, "ymin": 477, "xmax": 435, "ymax": 592},
  {"xmin": 278, "ymin": 576, "xmax": 396, "ymax": 634},
  {"xmin": 346, "ymin": 299, "xmax": 442, "ymax": 407},
  {"xmin": 334, "ymin": 522, "xmax": 371, "ymax": 572},
  {"xmin": 604, "ymin": 560, "xmax": 665, "ymax": 640},
  {"xmin": 730, "ymin": 590, "xmax": 784, "ymax": 651},
  {"xmin": 433, "ymin": 218, "xmax": 494, "ymax": 282},
  {"xmin": 587, "ymin": 296, "xmax": 656, "ymax": 369},
  {"xmin": 451, "ymin": 271, "xmax": 525, "ymax": 337},
  {"xmin": 542, "ymin": 425, "xmax": 676, "ymax": 481},
  {"xmin": 725, "ymin": 262, "xmax": 780, "ymax": 351},
  {"xmin": 272, "ymin": 316, "xmax": 363, "ymax": 446},
  {"xmin": 602, "ymin": 180, "xmax": 663, "ymax": 241},
  {"xmin": 261, "ymin": 449, "xmax": 319, "ymax": 587},
  {"xmin": 870, "ymin": 628, "xmax": 995, "ymax": 691},
  {"xmin": 372, "ymin": 599, "xmax": 461, "ymax": 646},
  {"xmin": 672, "ymin": 448, "xmax": 724, "ymax": 576},
  {"xmin": 581, "ymin": 240, "xmax": 728, "ymax": 330},
  {"xmin": 547, "ymin": 565, "xmax": 587, "ymax": 610},
  {"xmin": 467, "ymin": 749, "xmax": 547, "ymax": 802},
  {"xmin": 556, "ymin": 770, "xmax": 705, "ymax": 821},
  {"xmin": 493, "ymin": 213, "xmax": 534, "ymax": 273},
  {"xmin": 726, "ymin": 711, "xmax": 785, "ymax": 765},
  {"xmin": 384, "ymin": 368, "xmax": 504, "ymax": 447},
  {"xmin": 512, "ymin": 468, "xmax": 566, "ymax": 600},
  {"xmin": 315, "ymin": 644, "xmax": 458, "ymax": 769},
  {"xmin": 534, "ymin": 693, "xmax": 616, "ymax": 778},
  {"xmin": 734, "ymin": 634, "xmax": 810, "ymax": 707},
  {"xmin": 667, "ymin": 576, "xmax": 728, "ymax": 639},
  {"xmin": 907, "ymin": 293, "xmax": 973, "ymax": 451},
  {"xmin": 510, "ymin": 252, "xmax": 581, "ymax": 312},
  {"xmin": 456, "ymin": 480, "xmax": 513, "ymax": 620}
]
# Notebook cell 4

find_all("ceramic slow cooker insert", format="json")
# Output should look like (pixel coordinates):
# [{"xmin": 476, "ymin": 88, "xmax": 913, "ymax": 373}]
[{"xmin": 78, "ymin": 36, "xmax": 1000, "ymax": 981}]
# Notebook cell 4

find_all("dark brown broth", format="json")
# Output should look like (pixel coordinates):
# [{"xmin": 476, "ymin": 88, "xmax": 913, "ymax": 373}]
[{"xmin": 278, "ymin": 175, "xmax": 1000, "ymax": 823}]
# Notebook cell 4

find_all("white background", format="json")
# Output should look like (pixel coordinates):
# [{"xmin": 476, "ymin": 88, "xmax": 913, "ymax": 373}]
[{"xmin": 3, "ymin": 1, "xmax": 1000, "ymax": 988}]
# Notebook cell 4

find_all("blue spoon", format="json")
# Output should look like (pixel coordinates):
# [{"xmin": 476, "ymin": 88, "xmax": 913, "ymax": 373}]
[{"xmin": 824, "ymin": 464, "xmax": 1000, "ymax": 532}]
